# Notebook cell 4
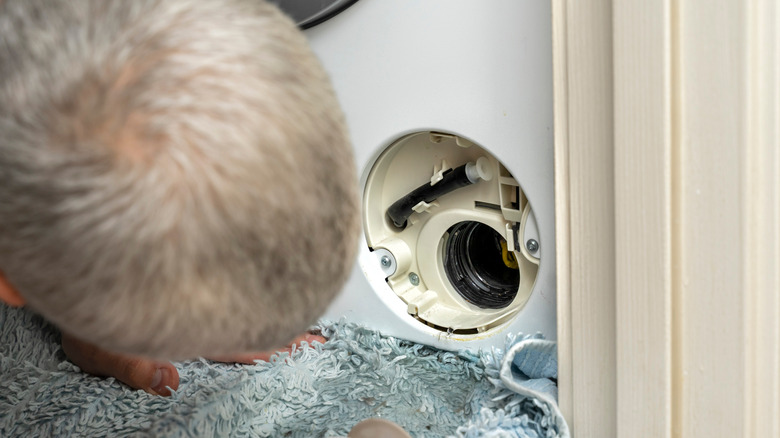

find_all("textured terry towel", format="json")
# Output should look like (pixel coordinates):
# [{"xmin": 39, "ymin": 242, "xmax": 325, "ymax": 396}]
[{"xmin": 0, "ymin": 305, "xmax": 569, "ymax": 437}]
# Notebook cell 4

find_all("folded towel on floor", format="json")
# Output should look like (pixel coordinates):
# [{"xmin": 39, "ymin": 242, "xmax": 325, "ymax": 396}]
[{"xmin": 0, "ymin": 305, "xmax": 568, "ymax": 437}]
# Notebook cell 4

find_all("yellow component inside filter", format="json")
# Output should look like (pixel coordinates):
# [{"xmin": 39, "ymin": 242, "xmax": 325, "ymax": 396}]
[{"xmin": 500, "ymin": 240, "xmax": 519, "ymax": 269}]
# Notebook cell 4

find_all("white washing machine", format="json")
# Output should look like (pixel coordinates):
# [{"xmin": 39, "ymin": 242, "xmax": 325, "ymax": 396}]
[{"xmin": 274, "ymin": 0, "xmax": 555, "ymax": 352}]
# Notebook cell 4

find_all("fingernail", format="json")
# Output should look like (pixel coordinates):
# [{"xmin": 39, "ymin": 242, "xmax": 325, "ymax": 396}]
[{"xmin": 150, "ymin": 368, "xmax": 169, "ymax": 394}]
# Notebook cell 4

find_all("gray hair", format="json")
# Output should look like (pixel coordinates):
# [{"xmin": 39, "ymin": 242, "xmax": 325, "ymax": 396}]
[{"xmin": 0, "ymin": 0, "xmax": 359, "ymax": 359}]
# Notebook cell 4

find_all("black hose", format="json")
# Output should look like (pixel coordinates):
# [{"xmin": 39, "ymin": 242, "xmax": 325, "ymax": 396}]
[{"xmin": 386, "ymin": 163, "xmax": 475, "ymax": 229}]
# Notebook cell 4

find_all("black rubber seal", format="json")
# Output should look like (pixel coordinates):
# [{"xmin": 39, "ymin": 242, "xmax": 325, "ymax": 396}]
[
  {"xmin": 299, "ymin": 0, "xmax": 360, "ymax": 29},
  {"xmin": 443, "ymin": 221, "xmax": 519, "ymax": 309}
]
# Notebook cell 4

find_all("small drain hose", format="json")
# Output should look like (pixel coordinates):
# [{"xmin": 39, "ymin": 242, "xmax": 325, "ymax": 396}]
[{"xmin": 386, "ymin": 157, "xmax": 492, "ymax": 228}]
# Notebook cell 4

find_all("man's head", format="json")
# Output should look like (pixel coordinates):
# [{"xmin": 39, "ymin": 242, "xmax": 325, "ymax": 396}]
[{"xmin": 0, "ymin": 0, "xmax": 359, "ymax": 359}]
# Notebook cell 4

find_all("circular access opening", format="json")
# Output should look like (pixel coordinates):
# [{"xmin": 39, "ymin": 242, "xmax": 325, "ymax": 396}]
[
  {"xmin": 361, "ymin": 131, "xmax": 539, "ymax": 334},
  {"xmin": 443, "ymin": 221, "xmax": 520, "ymax": 309}
]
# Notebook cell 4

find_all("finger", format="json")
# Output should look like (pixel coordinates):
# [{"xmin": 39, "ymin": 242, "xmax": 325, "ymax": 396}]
[
  {"xmin": 291, "ymin": 332, "xmax": 327, "ymax": 346},
  {"xmin": 209, "ymin": 332, "xmax": 327, "ymax": 364},
  {"xmin": 211, "ymin": 350, "xmax": 282, "ymax": 364},
  {"xmin": 61, "ymin": 332, "xmax": 180, "ymax": 396}
]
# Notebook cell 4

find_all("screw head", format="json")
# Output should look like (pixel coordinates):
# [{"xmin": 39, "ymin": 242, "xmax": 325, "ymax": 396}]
[
  {"xmin": 380, "ymin": 256, "xmax": 391, "ymax": 267},
  {"xmin": 408, "ymin": 272, "xmax": 420, "ymax": 286},
  {"xmin": 526, "ymin": 239, "xmax": 539, "ymax": 253}
]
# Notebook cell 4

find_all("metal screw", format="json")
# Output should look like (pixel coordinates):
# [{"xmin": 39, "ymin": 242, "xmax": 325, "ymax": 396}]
[
  {"xmin": 380, "ymin": 256, "xmax": 391, "ymax": 267},
  {"xmin": 409, "ymin": 272, "xmax": 420, "ymax": 286},
  {"xmin": 526, "ymin": 239, "xmax": 539, "ymax": 253}
]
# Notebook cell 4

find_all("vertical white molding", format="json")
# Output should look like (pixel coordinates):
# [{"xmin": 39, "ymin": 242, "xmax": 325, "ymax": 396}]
[
  {"xmin": 611, "ymin": 0, "xmax": 780, "ymax": 436},
  {"xmin": 744, "ymin": 1, "xmax": 780, "ymax": 436},
  {"xmin": 612, "ymin": 1, "xmax": 673, "ymax": 437},
  {"xmin": 677, "ymin": 1, "xmax": 749, "ymax": 436},
  {"xmin": 552, "ymin": 0, "xmax": 574, "ymax": 426},
  {"xmin": 553, "ymin": 0, "xmax": 617, "ymax": 436}
]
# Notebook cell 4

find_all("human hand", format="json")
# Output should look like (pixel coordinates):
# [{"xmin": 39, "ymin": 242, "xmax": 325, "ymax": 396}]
[
  {"xmin": 61, "ymin": 331, "xmax": 326, "ymax": 396},
  {"xmin": 207, "ymin": 332, "xmax": 326, "ymax": 364}
]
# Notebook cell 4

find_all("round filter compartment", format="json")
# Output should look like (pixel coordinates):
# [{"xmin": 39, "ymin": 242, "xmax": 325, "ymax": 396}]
[{"xmin": 362, "ymin": 131, "xmax": 540, "ymax": 335}]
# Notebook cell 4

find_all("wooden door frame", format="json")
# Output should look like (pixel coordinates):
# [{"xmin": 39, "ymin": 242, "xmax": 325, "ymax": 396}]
[{"xmin": 554, "ymin": 1, "xmax": 780, "ymax": 436}]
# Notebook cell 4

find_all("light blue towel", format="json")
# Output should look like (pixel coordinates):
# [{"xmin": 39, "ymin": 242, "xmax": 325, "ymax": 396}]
[
  {"xmin": 0, "ymin": 305, "xmax": 568, "ymax": 437},
  {"xmin": 455, "ymin": 339, "xmax": 569, "ymax": 437}
]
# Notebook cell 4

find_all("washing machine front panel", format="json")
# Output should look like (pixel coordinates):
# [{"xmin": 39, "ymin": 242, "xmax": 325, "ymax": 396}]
[{"xmin": 304, "ymin": 0, "xmax": 555, "ymax": 350}]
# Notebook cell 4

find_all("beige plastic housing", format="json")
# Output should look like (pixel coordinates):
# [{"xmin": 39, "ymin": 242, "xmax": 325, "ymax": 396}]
[{"xmin": 363, "ymin": 131, "xmax": 540, "ymax": 334}]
